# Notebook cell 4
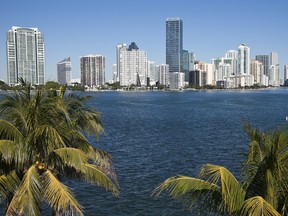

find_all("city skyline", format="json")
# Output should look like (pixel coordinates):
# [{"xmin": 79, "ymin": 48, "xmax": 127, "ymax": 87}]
[{"xmin": 0, "ymin": 0, "xmax": 288, "ymax": 82}]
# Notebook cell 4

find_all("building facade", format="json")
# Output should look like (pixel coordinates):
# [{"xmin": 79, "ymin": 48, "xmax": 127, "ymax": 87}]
[
  {"xmin": 57, "ymin": 57, "xmax": 71, "ymax": 84},
  {"xmin": 255, "ymin": 55, "xmax": 269, "ymax": 76},
  {"xmin": 166, "ymin": 17, "xmax": 183, "ymax": 73},
  {"xmin": 250, "ymin": 60, "xmax": 263, "ymax": 85},
  {"xmin": 6, "ymin": 26, "xmax": 45, "ymax": 86},
  {"xmin": 284, "ymin": 65, "xmax": 288, "ymax": 82},
  {"xmin": 269, "ymin": 52, "xmax": 280, "ymax": 86},
  {"xmin": 170, "ymin": 72, "xmax": 185, "ymax": 90},
  {"xmin": 117, "ymin": 42, "xmax": 148, "ymax": 86},
  {"xmin": 157, "ymin": 64, "xmax": 169, "ymax": 86},
  {"xmin": 237, "ymin": 44, "xmax": 250, "ymax": 76},
  {"xmin": 80, "ymin": 55, "xmax": 105, "ymax": 88}
]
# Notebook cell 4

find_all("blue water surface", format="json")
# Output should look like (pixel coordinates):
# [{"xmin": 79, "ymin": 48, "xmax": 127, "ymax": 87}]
[
  {"xmin": 2, "ymin": 88, "xmax": 288, "ymax": 215},
  {"xmin": 68, "ymin": 88, "xmax": 288, "ymax": 216}
]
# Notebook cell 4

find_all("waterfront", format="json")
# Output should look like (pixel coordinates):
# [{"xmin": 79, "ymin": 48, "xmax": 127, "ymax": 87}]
[{"xmin": 32, "ymin": 89, "xmax": 288, "ymax": 215}]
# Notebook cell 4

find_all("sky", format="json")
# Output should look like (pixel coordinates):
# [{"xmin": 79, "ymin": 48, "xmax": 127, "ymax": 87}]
[{"xmin": 0, "ymin": 0, "xmax": 288, "ymax": 82}]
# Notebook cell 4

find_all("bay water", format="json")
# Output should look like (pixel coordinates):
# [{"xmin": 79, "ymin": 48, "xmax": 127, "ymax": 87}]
[
  {"xmin": 2, "ymin": 88, "xmax": 288, "ymax": 215},
  {"xmin": 71, "ymin": 88, "xmax": 288, "ymax": 215}
]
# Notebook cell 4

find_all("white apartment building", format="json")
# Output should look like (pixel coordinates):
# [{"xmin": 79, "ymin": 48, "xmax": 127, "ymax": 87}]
[
  {"xmin": 157, "ymin": 64, "xmax": 169, "ymax": 86},
  {"xmin": 148, "ymin": 61, "xmax": 157, "ymax": 85},
  {"xmin": 6, "ymin": 26, "xmax": 45, "ymax": 86},
  {"xmin": 170, "ymin": 72, "xmax": 185, "ymax": 90},
  {"xmin": 238, "ymin": 44, "xmax": 250, "ymax": 76},
  {"xmin": 117, "ymin": 43, "xmax": 148, "ymax": 86},
  {"xmin": 269, "ymin": 52, "xmax": 280, "ymax": 86},
  {"xmin": 250, "ymin": 60, "xmax": 264, "ymax": 85}
]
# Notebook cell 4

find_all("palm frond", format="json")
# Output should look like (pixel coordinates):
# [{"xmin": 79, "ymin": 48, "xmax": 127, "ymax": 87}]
[
  {"xmin": 0, "ymin": 171, "xmax": 20, "ymax": 199},
  {"xmin": 79, "ymin": 163, "xmax": 119, "ymax": 196},
  {"xmin": 50, "ymin": 148, "xmax": 88, "ymax": 170},
  {"xmin": 247, "ymin": 140, "xmax": 264, "ymax": 165},
  {"xmin": 199, "ymin": 164, "xmax": 246, "ymax": 213},
  {"xmin": 152, "ymin": 175, "xmax": 221, "ymax": 213},
  {"xmin": 33, "ymin": 125, "xmax": 67, "ymax": 155},
  {"xmin": 153, "ymin": 175, "xmax": 220, "ymax": 198},
  {"xmin": 86, "ymin": 146, "xmax": 114, "ymax": 168},
  {"xmin": 0, "ymin": 120, "xmax": 23, "ymax": 141},
  {"xmin": 42, "ymin": 169, "xmax": 83, "ymax": 215},
  {"xmin": 49, "ymin": 148, "xmax": 118, "ymax": 194},
  {"xmin": 65, "ymin": 129, "xmax": 91, "ymax": 150},
  {"xmin": 240, "ymin": 196, "xmax": 281, "ymax": 216},
  {"xmin": 0, "ymin": 140, "xmax": 15, "ymax": 162},
  {"xmin": 6, "ymin": 165, "xmax": 41, "ymax": 216}
]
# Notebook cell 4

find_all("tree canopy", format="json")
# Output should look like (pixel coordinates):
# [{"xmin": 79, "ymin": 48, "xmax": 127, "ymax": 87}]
[
  {"xmin": 0, "ymin": 78, "xmax": 118, "ymax": 215},
  {"xmin": 153, "ymin": 124, "xmax": 288, "ymax": 215}
]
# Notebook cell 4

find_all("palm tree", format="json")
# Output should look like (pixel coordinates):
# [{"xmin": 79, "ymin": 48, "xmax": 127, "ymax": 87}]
[
  {"xmin": 0, "ymin": 79, "xmax": 119, "ymax": 215},
  {"xmin": 153, "ymin": 124, "xmax": 288, "ymax": 215}
]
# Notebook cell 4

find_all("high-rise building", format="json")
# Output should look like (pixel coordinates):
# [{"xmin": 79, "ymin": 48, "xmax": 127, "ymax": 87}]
[
  {"xmin": 256, "ymin": 55, "xmax": 269, "ymax": 76},
  {"xmin": 269, "ymin": 52, "xmax": 280, "ymax": 86},
  {"xmin": 188, "ymin": 52, "xmax": 195, "ymax": 71},
  {"xmin": 182, "ymin": 50, "xmax": 189, "ymax": 81},
  {"xmin": 225, "ymin": 50, "xmax": 238, "ymax": 59},
  {"xmin": 170, "ymin": 72, "xmax": 185, "ymax": 90},
  {"xmin": 80, "ymin": 55, "xmax": 105, "ymax": 87},
  {"xmin": 112, "ymin": 64, "xmax": 117, "ymax": 83},
  {"xmin": 166, "ymin": 17, "xmax": 183, "ymax": 73},
  {"xmin": 6, "ymin": 26, "xmax": 45, "ymax": 86},
  {"xmin": 116, "ymin": 44, "xmax": 126, "ymax": 83},
  {"xmin": 237, "ymin": 44, "xmax": 250, "ymax": 76},
  {"xmin": 57, "ymin": 57, "xmax": 71, "ymax": 84},
  {"xmin": 117, "ymin": 42, "xmax": 147, "ymax": 86},
  {"xmin": 156, "ymin": 64, "xmax": 169, "ymax": 86},
  {"xmin": 250, "ymin": 60, "xmax": 263, "ymax": 85},
  {"xmin": 270, "ymin": 52, "xmax": 278, "ymax": 66},
  {"xmin": 284, "ymin": 65, "xmax": 288, "ymax": 82},
  {"xmin": 148, "ymin": 61, "xmax": 157, "ymax": 85}
]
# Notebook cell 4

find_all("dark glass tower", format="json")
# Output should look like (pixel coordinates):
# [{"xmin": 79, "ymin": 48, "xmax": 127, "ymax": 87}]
[
  {"xmin": 166, "ymin": 18, "xmax": 183, "ymax": 73},
  {"xmin": 255, "ymin": 55, "xmax": 269, "ymax": 76}
]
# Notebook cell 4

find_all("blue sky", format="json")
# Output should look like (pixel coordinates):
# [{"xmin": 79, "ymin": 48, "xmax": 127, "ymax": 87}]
[{"xmin": 0, "ymin": 0, "xmax": 287, "ymax": 82}]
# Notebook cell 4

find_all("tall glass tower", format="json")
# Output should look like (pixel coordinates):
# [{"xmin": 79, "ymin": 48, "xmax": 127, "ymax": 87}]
[
  {"xmin": 256, "ymin": 55, "xmax": 269, "ymax": 76},
  {"xmin": 6, "ymin": 26, "xmax": 45, "ymax": 86},
  {"xmin": 166, "ymin": 18, "xmax": 183, "ymax": 73}
]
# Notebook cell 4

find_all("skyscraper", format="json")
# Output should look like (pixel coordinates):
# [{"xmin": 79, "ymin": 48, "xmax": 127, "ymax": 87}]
[
  {"xmin": 284, "ymin": 65, "xmax": 288, "ymax": 86},
  {"xmin": 237, "ymin": 44, "xmax": 250, "ymax": 75},
  {"xmin": 182, "ymin": 50, "xmax": 189, "ymax": 81},
  {"xmin": 80, "ymin": 55, "xmax": 105, "ymax": 87},
  {"xmin": 6, "ymin": 26, "xmax": 45, "ymax": 86},
  {"xmin": 269, "ymin": 52, "xmax": 280, "ymax": 86},
  {"xmin": 57, "ymin": 57, "xmax": 71, "ymax": 84},
  {"xmin": 255, "ymin": 55, "xmax": 269, "ymax": 76},
  {"xmin": 156, "ymin": 64, "xmax": 169, "ymax": 86},
  {"xmin": 250, "ymin": 60, "xmax": 263, "ymax": 84},
  {"xmin": 116, "ymin": 43, "xmax": 126, "ymax": 83},
  {"xmin": 117, "ymin": 42, "xmax": 147, "ymax": 86},
  {"xmin": 166, "ymin": 17, "xmax": 183, "ymax": 73}
]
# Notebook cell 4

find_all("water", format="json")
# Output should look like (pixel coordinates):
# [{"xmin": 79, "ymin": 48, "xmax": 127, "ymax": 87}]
[
  {"xmin": 67, "ymin": 88, "xmax": 288, "ymax": 216},
  {"xmin": 2, "ymin": 89, "xmax": 288, "ymax": 215}
]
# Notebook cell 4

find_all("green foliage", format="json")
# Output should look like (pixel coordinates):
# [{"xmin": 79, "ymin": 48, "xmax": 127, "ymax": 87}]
[
  {"xmin": 0, "ymin": 79, "xmax": 118, "ymax": 215},
  {"xmin": 153, "ymin": 125, "xmax": 288, "ymax": 215},
  {"xmin": 43, "ymin": 81, "xmax": 60, "ymax": 90}
]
